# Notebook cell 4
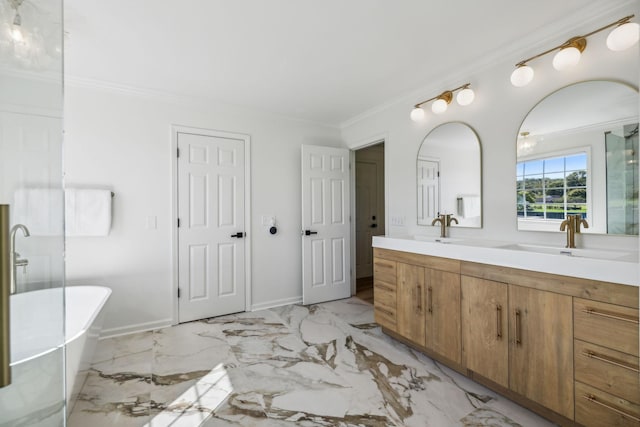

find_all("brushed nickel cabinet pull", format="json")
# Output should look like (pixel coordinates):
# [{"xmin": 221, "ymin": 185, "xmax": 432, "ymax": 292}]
[
  {"xmin": 514, "ymin": 309, "xmax": 522, "ymax": 345},
  {"xmin": 583, "ymin": 394, "xmax": 640, "ymax": 422},
  {"xmin": 582, "ymin": 350, "xmax": 640, "ymax": 373},
  {"xmin": 582, "ymin": 308, "xmax": 639, "ymax": 324},
  {"xmin": 496, "ymin": 304, "xmax": 502, "ymax": 340},
  {"xmin": 427, "ymin": 286, "xmax": 433, "ymax": 313},
  {"xmin": 1, "ymin": 205, "xmax": 11, "ymax": 388}
]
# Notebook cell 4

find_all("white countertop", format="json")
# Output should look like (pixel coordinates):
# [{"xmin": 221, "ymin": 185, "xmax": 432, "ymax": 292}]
[{"xmin": 372, "ymin": 235, "xmax": 639, "ymax": 287}]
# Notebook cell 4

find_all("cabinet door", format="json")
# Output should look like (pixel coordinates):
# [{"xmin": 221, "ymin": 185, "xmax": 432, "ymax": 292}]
[
  {"xmin": 461, "ymin": 276, "xmax": 508, "ymax": 388},
  {"xmin": 397, "ymin": 263, "xmax": 426, "ymax": 346},
  {"xmin": 509, "ymin": 285, "xmax": 573, "ymax": 419},
  {"xmin": 426, "ymin": 269, "xmax": 461, "ymax": 364}
]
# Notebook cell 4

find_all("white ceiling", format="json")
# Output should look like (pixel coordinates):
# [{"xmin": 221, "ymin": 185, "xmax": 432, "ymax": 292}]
[{"xmin": 63, "ymin": 0, "xmax": 626, "ymax": 126}]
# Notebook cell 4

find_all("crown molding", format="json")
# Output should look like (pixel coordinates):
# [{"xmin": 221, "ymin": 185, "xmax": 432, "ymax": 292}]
[
  {"xmin": 339, "ymin": 0, "xmax": 638, "ymax": 130},
  {"xmin": 64, "ymin": 75, "xmax": 340, "ymax": 130}
]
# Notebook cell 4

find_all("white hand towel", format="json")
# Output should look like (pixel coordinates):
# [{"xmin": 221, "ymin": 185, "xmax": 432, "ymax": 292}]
[
  {"xmin": 13, "ymin": 188, "xmax": 64, "ymax": 236},
  {"xmin": 65, "ymin": 189, "xmax": 112, "ymax": 236},
  {"xmin": 459, "ymin": 195, "xmax": 481, "ymax": 218}
]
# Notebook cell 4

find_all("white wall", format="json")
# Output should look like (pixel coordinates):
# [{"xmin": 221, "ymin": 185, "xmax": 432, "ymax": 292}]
[
  {"xmin": 341, "ymin": 6, "xmax": 639, "ymax": 252},
  {"xmin": 63, "ymin": 86, "xmax": 343, "ymax": 334}
]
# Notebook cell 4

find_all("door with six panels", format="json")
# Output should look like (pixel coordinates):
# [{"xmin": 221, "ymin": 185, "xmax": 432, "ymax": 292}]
[{"xmin": 177, "ymin": 131, "xmax": 246, "ymax": 322}]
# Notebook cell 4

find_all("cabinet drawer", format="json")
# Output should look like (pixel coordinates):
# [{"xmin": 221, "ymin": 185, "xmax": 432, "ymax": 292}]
[
  {"xmin": 374, "ymin": 258, "xmax": 396, "ymax": 284},
  {"xmin": 575, "ymin": 381, "xmax": 640, "ymax": 427},
  {"xmin": 575, "ymin": 340, "xmax": 639, "ymax": 404},
  {"xmin": 574, "ymin": 298, "xmax": 639, "ymax": 356},
  {"xmin": 374, "ymin": 306, "xmax": 396, "ymax": 330},
  {"xmin": 374, "ymin": 281, "xmax": 396, "ymax": 309}
]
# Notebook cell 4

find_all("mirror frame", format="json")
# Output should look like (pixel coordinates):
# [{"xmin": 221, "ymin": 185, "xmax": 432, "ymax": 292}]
[
  {"xmin": 514, "ymin": 79, "xmax": 639, "ymax": 235},
  {"xmin": 416, "ymin": 121, "xmax": 483, "ymax": 229}
]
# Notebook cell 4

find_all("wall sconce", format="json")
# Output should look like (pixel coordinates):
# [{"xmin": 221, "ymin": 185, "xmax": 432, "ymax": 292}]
[
  {"xmin": 511, "ymin": 15, "xmax": 639, "ymax": 87},
  {"xmin": 410, "ymin": 83, "xmax": 475, "ymax": 122}
]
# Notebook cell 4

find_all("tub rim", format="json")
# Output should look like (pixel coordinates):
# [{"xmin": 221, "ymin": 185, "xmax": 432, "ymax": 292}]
[{"xmin": 9, "ymin": 285, "xmax": 112, "ymax": 367}]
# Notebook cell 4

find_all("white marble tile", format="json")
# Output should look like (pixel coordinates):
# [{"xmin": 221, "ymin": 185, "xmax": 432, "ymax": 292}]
[{"xmin": 69, "ymin": 297, "xmax": 558, "ymax": 427}]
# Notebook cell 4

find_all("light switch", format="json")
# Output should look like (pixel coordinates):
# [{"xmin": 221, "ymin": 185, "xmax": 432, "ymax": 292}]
[{"xmin": 146, "ymin": 216, "xmax": 157, "ymax": 229}]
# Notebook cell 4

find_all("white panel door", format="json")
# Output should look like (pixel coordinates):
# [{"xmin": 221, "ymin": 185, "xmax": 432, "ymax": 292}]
[
  {"xmin": 178, "ymin": 132, "xmax": 245, "ymax": 322},
  {"xmin": 417, "ymin": 159, "xmax": 440, "ymax": 224},
  {"xmin": 301, "ymin": 145, "xmax": 351, "ymax": 305}
]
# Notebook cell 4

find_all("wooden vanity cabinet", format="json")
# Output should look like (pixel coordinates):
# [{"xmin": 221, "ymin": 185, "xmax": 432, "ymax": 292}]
[
  {"xmin": 461, "ymin": 277, "xmax": 574, "ymax": 419},
  {"xmin": 373, "ymin": 248, "xmax": 461, "ymax": 364},
  {"xmin": 509, "ymin": 285, "xmax": 574, "ymax": 419},
  {"xmin": 461, "ymin": 276, "xmax": 508, "ymax": 388},
  {"xmin": 573, "ymin": 298, "xmax": 640, "ymax": 426},
  {"xmin": 426, "ymin": 269, "xmax": 461, "ymax": 364},
  {"xmin": 396, "ymin": 263, "xmax": 426, "ymax": 346},
  {"xmin": 373, "ymin": 248, "xmax": 639, "ymax": 427},
  {"xmin": 373, "ymin": 257, "xmax": 397, "ymax": 332}
]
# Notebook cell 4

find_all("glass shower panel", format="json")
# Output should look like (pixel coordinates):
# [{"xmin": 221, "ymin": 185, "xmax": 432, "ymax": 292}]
[
  {"xmin": 0, "ymin": 0, "xmax": 65, "ymax": 426},
  {"xmin": 605, "ymin": 125, "xmax": 639, "ymax": 235}
]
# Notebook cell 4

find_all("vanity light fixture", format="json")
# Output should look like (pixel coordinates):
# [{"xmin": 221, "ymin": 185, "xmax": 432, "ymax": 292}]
[
  {"xmin": 8, "ymin": 0, "xmax": 24, "ymax": 42},
  {"xmin": 511, "ymin": 15, "xmax": 639, "ymax": 87},
  {"xmin": 410, "ymin": 83, "xmax": 474, "ymax": 122}
]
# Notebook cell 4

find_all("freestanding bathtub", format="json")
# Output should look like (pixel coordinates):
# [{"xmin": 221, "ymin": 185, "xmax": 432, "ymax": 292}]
[{"xmin": 0, "ymin": 286, "xmax": 111, "ymax": 427}]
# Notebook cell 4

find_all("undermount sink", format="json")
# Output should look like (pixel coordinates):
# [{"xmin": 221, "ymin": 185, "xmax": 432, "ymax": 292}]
[
  {"xmin": 412, "ymin": 236, "xmax": 464, "ymax": 244},
  {"xmin": 498, "ymin": 243, "xmax": 633, "ymax": 261}
]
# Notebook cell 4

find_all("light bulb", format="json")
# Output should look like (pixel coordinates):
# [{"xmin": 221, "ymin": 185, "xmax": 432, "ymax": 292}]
[
  {"xmin": 410, "ymin": 107, "xmax": 425, "ymax": 122},
  {"xmin": 552, "ymin": 47, "xmax": 581, "ymax": 71},
  {"xmin": 510, "ymin": 65, "xmax": 534, "ymax": 87},
  {"xmin": 607, "ymin": 22, "xmax": 640, "ymax": 51},
  {"xmin": 456, "ymin": 88, "xmax": 475, "ymax": 106},
  {"xmin": 431, "ymin": 98, "xmax": 448, "ymax": 114},
  {"xmin": 11, "ymin": 25, "xmax": 23, "ymax": 42}
]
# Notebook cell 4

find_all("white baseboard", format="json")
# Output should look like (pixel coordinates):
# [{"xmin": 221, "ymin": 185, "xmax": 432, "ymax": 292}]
[
  {"xmin": 99, "ymin": 318, "xmax": 173, "ymax": 339},
  {"xmin": 251, "ymin": 296, "xmax": 302, "ymax": 312},
  {"xmin": 100, "ymin": 297, "xmax": 303, "ymax": 339}
]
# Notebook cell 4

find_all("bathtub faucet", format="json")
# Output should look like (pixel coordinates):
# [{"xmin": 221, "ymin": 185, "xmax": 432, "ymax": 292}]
[{"xmin": 9, "ymin": 224, "xmax": 30, "ymax": 295}]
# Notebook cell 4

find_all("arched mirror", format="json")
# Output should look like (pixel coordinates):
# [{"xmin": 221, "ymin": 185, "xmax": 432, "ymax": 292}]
[
  {"xmin": 517, "ymin": 81, "xmax": 638, "ymax": 235},
  {"xmin": 417, "ymin": 122, "xmax": 482, "ymax": 228}
]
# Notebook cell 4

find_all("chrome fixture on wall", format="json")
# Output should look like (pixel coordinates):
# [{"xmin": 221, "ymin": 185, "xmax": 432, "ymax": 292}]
[
  {"xmin": 410, "ymin": 83, "xmax": 475, "ymax": 122},
  {"xmin": 511, "ymin": 15, "xmax": 639, "ymax": 87},
  {"xmin": 9, "ymin": 224, "xmax": 29, "ymax": 295}
]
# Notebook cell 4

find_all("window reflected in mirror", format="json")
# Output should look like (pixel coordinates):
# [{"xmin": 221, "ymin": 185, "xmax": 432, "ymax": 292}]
[{"xmin": 516, "ymin": 81, "xmax": 638, "ymax": 235}]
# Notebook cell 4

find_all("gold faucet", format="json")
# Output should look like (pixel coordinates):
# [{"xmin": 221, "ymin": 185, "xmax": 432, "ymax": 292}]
[
  {"xmin": 431, "ymin": 213, "xmax": 459, "ymax": 238},
  {"xmin": 559, "ymin": 214, "xmax": 589, "ymax": 248}
]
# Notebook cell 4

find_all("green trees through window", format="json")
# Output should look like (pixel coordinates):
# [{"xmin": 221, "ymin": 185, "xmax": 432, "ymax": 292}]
[{"xmin": 517, "ymin": 153, "xmax": 587, "ymax": 220}]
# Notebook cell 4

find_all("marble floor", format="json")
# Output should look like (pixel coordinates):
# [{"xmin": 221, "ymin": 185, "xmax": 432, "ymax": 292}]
[{"xmin": 69, "ymin": 297, "xmax": 555, "ymax": 427}]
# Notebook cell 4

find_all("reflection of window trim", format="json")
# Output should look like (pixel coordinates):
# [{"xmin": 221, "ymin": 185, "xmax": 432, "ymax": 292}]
[{"xmin": 517, "ymin": 147, "xmax": 591, "ymax": 222}]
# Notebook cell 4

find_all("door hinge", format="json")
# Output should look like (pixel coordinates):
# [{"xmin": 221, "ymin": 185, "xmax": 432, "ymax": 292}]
[
  {"xmin": 177, "ymin": 148, "xmax": 180, "ymax": 158},
  {"xmin": 177, "ymin": 288, "xmax": 181, "ymax": 298},
  {"xmin": 177, "ymin": 218, "xmax": 181, "ymax": 228},
  {"xmin": 437, "ymin": 171, "xmax": 440, "ymax": 177}
]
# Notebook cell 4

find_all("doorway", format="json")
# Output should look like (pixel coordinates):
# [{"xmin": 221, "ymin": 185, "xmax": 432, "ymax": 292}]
[
  {"xmin": 173, "ymin": 126, "xmax": 251, "ymax": 323},
  {"xmin": 354, "ymin": 142, "xmax": 385, "ymax": 303}
]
